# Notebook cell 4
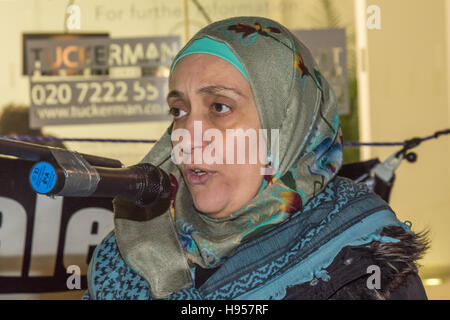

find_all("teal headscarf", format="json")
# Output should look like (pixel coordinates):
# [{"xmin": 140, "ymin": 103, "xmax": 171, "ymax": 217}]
[
  {"xmin": 171, "ymin": 36, "xmax": 249, "ymax": 80},
  {"xmin": 113, "ymin": 16, "xmax": 343, "ymax": 299}
]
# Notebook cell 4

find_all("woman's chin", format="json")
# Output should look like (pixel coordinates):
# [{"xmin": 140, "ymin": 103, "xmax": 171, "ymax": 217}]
[{"xmin": 191, "ymin": 194, "xmax": 229, "ymax": 218}]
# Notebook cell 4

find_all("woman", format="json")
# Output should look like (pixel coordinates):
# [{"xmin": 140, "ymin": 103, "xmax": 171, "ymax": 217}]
[{"xmin": 84, "ymin": 17, "xmax": 428, "ymax": 300}]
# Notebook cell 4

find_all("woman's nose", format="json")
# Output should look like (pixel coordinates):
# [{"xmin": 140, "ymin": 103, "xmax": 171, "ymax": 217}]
[{"xmin": 183, "ymin": 116, "xmax": 214, "ymax": 156}]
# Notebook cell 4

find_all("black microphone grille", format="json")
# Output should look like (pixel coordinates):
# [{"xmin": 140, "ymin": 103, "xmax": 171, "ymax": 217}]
[{"xmin": 133, "ymin": 163, "xmax": 172, "ymax": 206}]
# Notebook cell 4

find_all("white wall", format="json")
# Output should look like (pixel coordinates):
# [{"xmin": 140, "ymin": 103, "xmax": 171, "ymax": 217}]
[{"xmin": 354, "ymin": 0, "xmax": 450, "ymax": 297}]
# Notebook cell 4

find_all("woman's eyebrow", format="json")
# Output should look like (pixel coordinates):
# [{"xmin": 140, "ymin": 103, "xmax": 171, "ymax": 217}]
[
  {"xmin": 166, "ymin": 90, "xmax": 184, "ymax": 102},
  {"xmin": 166, "ymin": 85, "xmax": 246, "ymax": 102},
  {"xmin": 197, "ymin": 85, "xmax": 246, "ymax": 98}
]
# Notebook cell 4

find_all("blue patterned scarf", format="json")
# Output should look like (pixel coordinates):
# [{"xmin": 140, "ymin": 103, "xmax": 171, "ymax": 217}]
[{"xmin": 88, "ymin": 176, "xmax": 411, "ymax": 299}]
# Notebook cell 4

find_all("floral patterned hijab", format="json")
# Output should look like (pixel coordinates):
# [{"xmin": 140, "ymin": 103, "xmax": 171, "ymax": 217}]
[{"xmin": 113, "ymin": 16, "xmax": 344, "ymax": 299}]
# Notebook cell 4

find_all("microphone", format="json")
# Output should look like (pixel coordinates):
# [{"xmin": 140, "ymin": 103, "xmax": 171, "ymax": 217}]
[
  {"xmin": 29, "ymin": 159, "xmax": 172, "ymax": 206},
  {"xmin": 1, "ymin": 137, "xmax": 172, "ymax": 206}
]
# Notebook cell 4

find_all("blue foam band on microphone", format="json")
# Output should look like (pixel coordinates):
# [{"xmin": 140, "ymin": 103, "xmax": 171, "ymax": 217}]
[{"xmin": 29, "ymin": 161, "xmax": 57, "ymax": 194}]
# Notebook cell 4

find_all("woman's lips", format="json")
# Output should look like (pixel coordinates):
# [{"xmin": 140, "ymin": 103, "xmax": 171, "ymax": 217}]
[{"xmin": 184, "ymin": 167, "xmax": 216, "ymax": 185}]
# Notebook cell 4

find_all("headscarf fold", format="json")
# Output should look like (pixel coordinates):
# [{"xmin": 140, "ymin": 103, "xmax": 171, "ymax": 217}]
[{"xmin": 113, "ymin": 16, "xmax": 344, "ymax": 299}]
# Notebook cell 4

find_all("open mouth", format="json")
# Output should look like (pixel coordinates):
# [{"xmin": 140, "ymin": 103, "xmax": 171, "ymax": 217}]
[
  {"xmin": 191, "ymin": 168, "xmax": 207, "ymax": 176},
  {"xmin": 185, "ymin": 167, "xmax": 216, "ymax": 185}
]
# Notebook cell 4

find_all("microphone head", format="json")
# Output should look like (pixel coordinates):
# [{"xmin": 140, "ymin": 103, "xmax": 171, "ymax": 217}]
[{"xmin": 132, "ymin": 163, "xmax": 172, "ymax": 207}]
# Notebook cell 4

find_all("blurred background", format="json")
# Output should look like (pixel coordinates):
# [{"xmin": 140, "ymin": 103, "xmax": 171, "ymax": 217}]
[{"xmin": 0, "ymin": 0, "xmax": 449, "ymax": 299}]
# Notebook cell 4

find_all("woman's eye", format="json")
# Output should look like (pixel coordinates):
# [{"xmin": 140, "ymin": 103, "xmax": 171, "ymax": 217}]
[
  {"xmin": 169, "ymin": 107, "xmax": 187, "ymax": 119},
  {"xmin": 212, "ymin": 103, "xmax": 231, "ymax": 114}
]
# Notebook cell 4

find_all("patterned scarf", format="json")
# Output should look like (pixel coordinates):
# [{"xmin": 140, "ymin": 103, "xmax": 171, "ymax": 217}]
[{"xmin": 113, "ymin": 16, "xmax": 343, "ymax": 299}]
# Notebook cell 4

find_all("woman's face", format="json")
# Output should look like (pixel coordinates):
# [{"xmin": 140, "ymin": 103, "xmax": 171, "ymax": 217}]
[{"xmin": 168, "ymin": 53, "xmax": 265, "ymax": 219}]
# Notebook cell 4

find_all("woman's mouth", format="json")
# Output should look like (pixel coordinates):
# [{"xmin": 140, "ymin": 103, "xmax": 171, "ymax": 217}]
[{"xmin": 185, "ymin": 167, "xmax": 216, "ymax": 185}]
